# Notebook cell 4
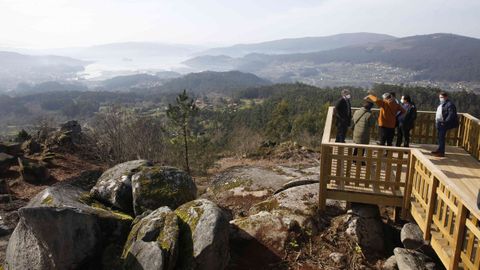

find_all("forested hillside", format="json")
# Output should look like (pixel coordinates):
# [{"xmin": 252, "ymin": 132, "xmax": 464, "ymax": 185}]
[{"xmin": 158, "ymin": 71, "xmax": 271, "ymax": 94}]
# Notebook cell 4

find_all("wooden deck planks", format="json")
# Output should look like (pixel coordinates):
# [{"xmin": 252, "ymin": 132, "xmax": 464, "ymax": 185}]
[{"xmin": 415, "ymin": 144, "xmax": 480, "ymax": 218}]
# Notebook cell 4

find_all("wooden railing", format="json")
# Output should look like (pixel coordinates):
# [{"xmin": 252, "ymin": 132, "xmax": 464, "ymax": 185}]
[
  {"xmin": 407, "ymin": 149, "xmax": 480, "ymax": 269},
  {"xmin": 319, "ymin": 142, "xmax": 410, "ymax": 210},
  {"xmin": 458, "ymin": 113, "xmax": 480, "ymax": 161},
  {"xmin": 320, "ymin": 106, "xmax": 480, "ymax": 270}
]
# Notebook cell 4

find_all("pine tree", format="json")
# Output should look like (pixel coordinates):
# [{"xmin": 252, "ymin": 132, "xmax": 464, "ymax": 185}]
[{"xmin": 166, "ymin": 90, "xmax": 198, "ymax": 175}]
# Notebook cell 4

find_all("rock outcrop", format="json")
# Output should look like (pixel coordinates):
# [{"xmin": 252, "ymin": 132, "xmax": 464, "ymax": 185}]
[
  {"xmin": 5, "ymin": 185, "xmax": 132, "ymax": 270},
  {"xmin": 204, "ymin": 166, "xmax": 297, "ymax": 218},
  {"xmin": 345, "ymin": 203, "xmax": 385, "ymax": 252},
  {"xmin": 383, "ymin": 255, "xmax": 399, "ymax": 270},
  {"xmin": 400, "ymin": 223, "xmax": 427, "ymax": 250},
  {"xmin": 132, "ymin": 166, "xmax": 197, "ymax": 216},
  {"xmin": 123, "ymin": 207, "xmax": 180, "ymax": 270},
  {"xmin": 17, "ymin": 158, "xmax": 50, "ymax": 184},
  {"xmin": 90, "ymin": 159, "xmax": 151, "ymax": 213},
  {"xmin": 21, "ymin": 139, "xmax": 42, "ymax": 155},
  {"xmin": 230, "ymin": 210, "xmax": 292, "ymax": 256},
  {"xmin": 0, "ymin": 152, "xmax": 15, "ymax": 174},
  {"xmin": 175, "ymin": 199, "xmax": 230, "ymax": 270},
  {"xmin": 393, "ymin": 248, "xmax": 436, "ymax": 270}
]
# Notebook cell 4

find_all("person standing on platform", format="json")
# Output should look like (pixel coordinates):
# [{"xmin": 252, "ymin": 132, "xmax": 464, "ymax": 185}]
[
  {"xmin": 396, "ymin": 95, "xmax": 417, "ymax": 147},
  {"xmin": 432, "ymin": 91, "xmax": 459, "ymax": 157},
  {"xmin": 366, "ymin": 91, "xmax": 405, "ymax": 146},
  {"xmin": 352, "ymin": 100, "xmax": 376, "ymax": 162},
  {"xmin": 334, "ymin": 89, "xmax": 352, "ymax": 143}
]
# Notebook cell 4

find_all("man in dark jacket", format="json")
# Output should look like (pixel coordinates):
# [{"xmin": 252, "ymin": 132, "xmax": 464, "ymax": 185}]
[
  {"xmin": 334, "ymin": 89, "xmax": 352, "ymax": 142},
  {"xmin": 396, "ymin": 95, "xmax": 417, "ymax": 147},
  {"xmin": 432, "ymin": 91, "xmax": 458, "ymax": 157}
]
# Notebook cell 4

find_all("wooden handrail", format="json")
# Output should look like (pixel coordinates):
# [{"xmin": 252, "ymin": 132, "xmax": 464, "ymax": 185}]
[{"xmin": 321, "ymin": 106, "xmax": 334, "ymax": 144}]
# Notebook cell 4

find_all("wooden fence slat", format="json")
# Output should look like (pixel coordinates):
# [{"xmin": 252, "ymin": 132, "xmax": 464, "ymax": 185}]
[{"xmin": 449, "ymin": 204, "xmax": 467, "ymax": 269}]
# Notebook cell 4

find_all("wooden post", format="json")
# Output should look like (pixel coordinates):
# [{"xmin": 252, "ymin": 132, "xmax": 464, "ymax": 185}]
[
  {"xmin": 449, "ymin": 203, "xmax": 467, "ymax": 270},
  {"xmin": 319, "ymin": 145, "xmax": 329, "ymax": 212},
  {"xmin": 402, "ymin": 152, "xmax": 415, "ymax": 219},
  {"xmin": 424, "ymin": 176, "xmax": 439, "ymax": 241}
]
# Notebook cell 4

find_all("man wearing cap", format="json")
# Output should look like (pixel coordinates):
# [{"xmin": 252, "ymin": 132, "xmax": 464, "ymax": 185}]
[
  {"xmin": 334, "ymin": 89, "xmax": 352, "ymax": 143},
  {"xmin": 366, "ymin": 91, "xmax": 405, "ymax": 146}
]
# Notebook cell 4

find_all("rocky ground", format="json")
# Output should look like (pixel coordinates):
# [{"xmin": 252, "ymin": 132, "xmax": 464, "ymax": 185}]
[{"xmin": 0, "ymin": 127, "xmax": 444, "ymax": 269}]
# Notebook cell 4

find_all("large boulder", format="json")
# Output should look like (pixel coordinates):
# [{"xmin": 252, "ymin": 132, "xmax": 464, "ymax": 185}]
[
  {"xmin": 132, "ymin": 166, "xmax": 196, "ymax": 216},
  {"xmin": 91, "ymin": 160, "xmax": 151, "ymax": 213},
  {"xmin": 60, "ymin": 120, "xmax": 82, "ymax": 135},
  {"xmin": 21, "ymin": 139, "xmax": 42, "ymax": 155},
  {"xmin": 1, "ymin": 142, "xmax": 23, "ymax": 157},
  {"xmin": 123, "ymin": 207, "xmax": 179, "ymax": 270},
  {"xmin": 230, "ymin": 211, "xmax": 292, "ymax": 257},
  {"xmin": 5, "ymin": 221, "xmax": 50, "ymax": 270},
  {"xmin": 394, "ymin": 248, "xmax": 435, "ymax": 270},
  {"xmin": 175, "ymin": 199, "xmax": 230, "ymax": 270},
  {"xmin": 250, "ymin": 183, "xmax": 345, "ymax": 232},
  {"xmin": 59, "ymin": 120, "xmax": 82, "ymax": 145},
  {"xmin": 383, "ymin": 255, "xmax": 399, "ymax": 270},
  {"xmin": 401, "ymin": 223, "xmax": 427, "ymax": 250},
  {"xmin": 0, "ymin": 152, "xmax": 15, "ymax": 174},
  {"xmin": 345, "ymin": 203, "xmax": 385, "ymax": 252},
  {"xmin": 203, "ymin": 166, "xmax": 295, "ymax": 218},
  {"xmin": 5, "ymin": 185, "xmax": 132, "ymax": 270},
  {"xmin": 17, "ymin": 158, "xmax": 50, "ymax": 184}
]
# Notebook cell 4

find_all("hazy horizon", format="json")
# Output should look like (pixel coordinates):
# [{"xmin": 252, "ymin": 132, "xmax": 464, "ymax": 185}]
[{"xmin": 1, "ymin": 0, "xmax": 480, "ymax": 49}]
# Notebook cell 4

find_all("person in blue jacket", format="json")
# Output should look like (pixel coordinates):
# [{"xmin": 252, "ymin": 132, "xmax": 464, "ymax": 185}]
[{"xmin": 432, "ymin": 91, "xmax": 458, "ymax": 157}]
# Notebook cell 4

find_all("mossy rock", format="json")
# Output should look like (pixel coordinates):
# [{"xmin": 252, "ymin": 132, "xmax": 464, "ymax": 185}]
[
  {"xmin": 174, "ymin": 199, "xmax": 230, "ymax": 270},
  {"xmin": 122, "ymin": 207, "xmax": 179, "ymax": 270},
  {"xmin": 132, "ymin": 166, "xmax": 197, "ymax": 216},
  {"xmin": 230, "ymin": 211, "xmax": 292, "ymax": 257},
  {"xmin": 91, "ymin": 159, "xmax": 151, "ymax": 214},
  {"xmin": 6, "ymin": 185, "xmax": 132, "ymax": 270}
]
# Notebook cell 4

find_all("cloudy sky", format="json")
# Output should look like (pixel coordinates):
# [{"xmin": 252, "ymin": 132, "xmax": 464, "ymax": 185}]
[{"xmin": 1, "ymin": 0, "xmax": 479, "ymax": 48}]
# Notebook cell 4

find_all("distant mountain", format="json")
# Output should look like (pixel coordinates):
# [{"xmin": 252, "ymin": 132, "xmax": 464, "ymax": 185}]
[
  {"xmin": 0, "ymin": 51, "xmax": 87, "ymax": 68},
  {"xmin": 95, "ymin": 72, "xmax": 181, "ymax": 92},
  {"xmin": 196, "ymin": 33, "xmax": 396, "ymax": 57},
  {"xmin": 184, "ymin": 34, "xmax": 480, "ymax": 86},
  {"xmin": 269, "ymin": 33, "xmax": 480, "ymax": 81},
  {"xmin": 12, "ymin": 81, "xmax": 88, "ymax": 96},
  {"xmin": 182, "ymin": 55, "xmax": 237, "ymax": 71},
  {"xmin": 159, "ymin": 71, "xmax": 271, "ymax": 94},
  {"xmin": 100, "ymin": 74, "xmax": 163, "ymax": 89},
  {"xmin": 0, "ymin": 51, "xmax": 88, "ymax": 91}
]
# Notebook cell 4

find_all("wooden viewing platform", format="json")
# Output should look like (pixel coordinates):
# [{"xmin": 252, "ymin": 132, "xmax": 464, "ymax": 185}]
[{"xmin": 319, "ymin": 107, "xmax": 480, "ymax": 270}]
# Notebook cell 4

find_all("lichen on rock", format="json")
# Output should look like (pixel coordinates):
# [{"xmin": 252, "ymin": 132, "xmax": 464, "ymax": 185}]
[
  {"xmin": 90, "ymin": 159, "xmax": 152, "ymax": 213},
  {"xmin": 131, "ymin": 165, "xmax": 197, "ymax": 216},
  {"xmin": 174, "ymin": 199, "xmax": 230, "ymax": 270},
  {"xmin": 122, "ymin": 207, "xmax": 180, "ymax": 270}
]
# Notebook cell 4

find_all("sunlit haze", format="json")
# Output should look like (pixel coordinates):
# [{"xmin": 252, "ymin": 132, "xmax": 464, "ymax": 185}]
[{"xmin": 1, "ymin": 0, "xmax": 480, "ymax": 48}]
